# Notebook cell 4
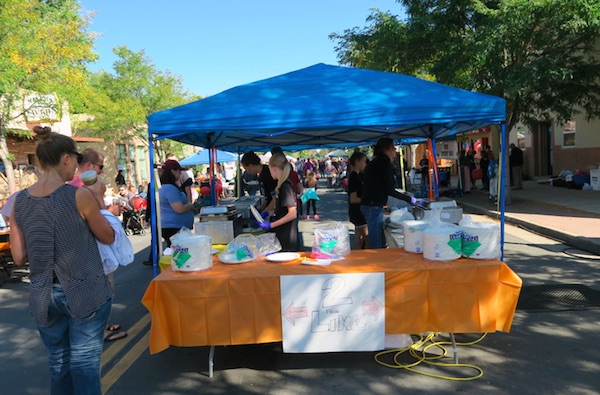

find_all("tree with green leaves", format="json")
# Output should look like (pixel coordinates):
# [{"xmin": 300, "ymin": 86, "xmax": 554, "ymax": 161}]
[
  {"xmin": 0, "ymin": 0, "xmax": 96, "ymax": 193},
  {"xmin": 331, "ymin": 0, "xmax": 600, "ymax": 133},
  {"xmin": 79, "ymin": 46, "xmax": 196, "ymax": 164}
]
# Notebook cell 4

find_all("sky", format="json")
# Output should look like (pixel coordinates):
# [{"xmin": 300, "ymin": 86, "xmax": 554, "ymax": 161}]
[{"xmin": 79, "ymin": 0, "xmax": 404, "ymax": 97}]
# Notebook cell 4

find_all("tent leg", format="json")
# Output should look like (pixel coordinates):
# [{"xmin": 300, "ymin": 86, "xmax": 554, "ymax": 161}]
[
  {"xmin": 449, "ymin": 333, "xmax": 459, "ymax": 364},
  {"xmin": 208, "ymin": 345, "xmax": 215, "ymax": 378}
]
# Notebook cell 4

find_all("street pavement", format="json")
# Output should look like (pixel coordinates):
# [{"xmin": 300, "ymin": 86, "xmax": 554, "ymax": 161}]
[{"xmin": 1, "ymin": 178, "xmax": 600, "ymax": 394}]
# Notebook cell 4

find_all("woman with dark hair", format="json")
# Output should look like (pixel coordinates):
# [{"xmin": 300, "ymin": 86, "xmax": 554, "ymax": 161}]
[
  {"xmin": 347, "ymin": 151, "xmax": 368, "ymax": 249},
  {"xmin": 360, "ymin": 138, "xmax": 416, "ymax": 249},
  {"xmin": 241, "ymin": 150, "xmax": 277, "ymax": 215},
  {"xmin": 159, "ymin": 159, "xmax": 195, "ymax": 247},
  {"xmin": 257, "ymin": 152, "xmax": 298, "ymax": 251},
  {"xmin": 10, "ymin": 126, "xmax": 115, "ymax": 395}
]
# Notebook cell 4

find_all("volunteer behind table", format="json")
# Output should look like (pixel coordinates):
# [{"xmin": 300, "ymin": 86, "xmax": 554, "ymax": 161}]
[
  {"xmin": 257, "ymin": 152, "xmax": 298, "ymax": 251},
  {"xmin": 241, "ymin": 151, "xmax": 277, "ymax": 215},
  {"xmin": 159, "ymin": 160, "xmax": 195, "ymax": 247},
  {"xmin": 361, "ymin": 137, "xmax": 416, "ymax": 249}
]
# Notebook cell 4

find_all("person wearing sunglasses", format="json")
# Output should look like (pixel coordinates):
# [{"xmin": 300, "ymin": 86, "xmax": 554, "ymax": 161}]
[{"xmin": 68, "ymin": 148, "xmax": 105, "ymax": 188}]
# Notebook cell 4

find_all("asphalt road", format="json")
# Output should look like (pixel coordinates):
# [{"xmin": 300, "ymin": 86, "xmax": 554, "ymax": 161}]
[{"xmin": 1, "ymin": 187, "xmax": 599, "ymax": 395}]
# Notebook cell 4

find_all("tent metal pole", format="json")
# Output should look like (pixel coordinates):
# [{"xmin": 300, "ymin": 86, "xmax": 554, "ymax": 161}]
[
  {"xmin": 430, "ymin": 138, "xmax": 439, "ymax": 198},
  {"xmin": 148, "ymin": 135, "xmax": 159, "ymax": 277},
  {"xmin": 499, "ymin": 123, "xmax": 507, "ymax": 261},
  {"xmin": 398, "ymin": 146, "xmax": 406, "ymax": 190}
]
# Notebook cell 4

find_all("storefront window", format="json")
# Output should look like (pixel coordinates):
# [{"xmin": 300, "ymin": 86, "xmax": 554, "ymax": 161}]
[
  {"xmin": 563, "ymin": 120, "xmax": 576, "ymax": 147},
  {"xmin": 517, "ymin": 131, "xmax": 526, "ymax": 149}
]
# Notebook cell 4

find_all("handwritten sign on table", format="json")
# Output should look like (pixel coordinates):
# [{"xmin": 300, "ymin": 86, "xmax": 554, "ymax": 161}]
[{"xmin": 280, "ymin": 273, "xmax": 385, "ymax": 353}]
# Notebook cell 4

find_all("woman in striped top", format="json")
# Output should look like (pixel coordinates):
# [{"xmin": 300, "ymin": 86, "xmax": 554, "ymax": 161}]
[{"xmin": 10, "ymin": 126, "xmax": 115, "ymax": 395}]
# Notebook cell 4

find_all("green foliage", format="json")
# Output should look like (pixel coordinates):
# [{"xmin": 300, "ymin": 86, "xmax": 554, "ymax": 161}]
[
  {"xmin": 0, "ymin": 0, "xmax": 96, "ymax": 103},
  {"xmin": 78, "ymin": 46, "xmax": 195, "ymax": 142},
  {"xmin": 331, "ymin": 0, "xmax": 600, "ymax": 131}
]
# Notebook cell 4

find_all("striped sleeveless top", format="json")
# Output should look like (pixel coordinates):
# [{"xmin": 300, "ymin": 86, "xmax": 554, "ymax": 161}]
[{"xmin": 14, "ymin": 184, "xmax": 113, "ymax": 326}]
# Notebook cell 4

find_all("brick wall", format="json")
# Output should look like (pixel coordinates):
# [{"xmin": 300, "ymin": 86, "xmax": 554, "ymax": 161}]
[{"xmin": 553, "ymin": 146, "xmax": 600, "ymax": 174}]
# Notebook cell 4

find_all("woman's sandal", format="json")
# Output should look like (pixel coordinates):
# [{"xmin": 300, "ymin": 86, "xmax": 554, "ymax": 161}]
[{"xmin": 104, "ymin": 330, "xmax": 128, "ymax": 342}]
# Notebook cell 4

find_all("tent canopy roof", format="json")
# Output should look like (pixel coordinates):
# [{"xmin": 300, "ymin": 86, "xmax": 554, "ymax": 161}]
[{"xmin": 148, "ymin": 64, "xmax": 505, "ymax": 152}]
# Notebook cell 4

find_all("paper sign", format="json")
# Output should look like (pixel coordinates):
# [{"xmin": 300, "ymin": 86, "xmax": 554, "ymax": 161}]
[{"xmin": 280, "ymin": 273, "xmax": 385, "ymax": 353}]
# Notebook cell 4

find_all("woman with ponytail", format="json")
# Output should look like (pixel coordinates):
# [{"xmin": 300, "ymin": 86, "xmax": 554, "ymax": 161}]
[
  {"xmin": 10, "ymin": 126, "xmax": 114, "ymax": 395},
  {"xmin": 258, "ymin": 152, "xmax": 298, "ymax": 251}
]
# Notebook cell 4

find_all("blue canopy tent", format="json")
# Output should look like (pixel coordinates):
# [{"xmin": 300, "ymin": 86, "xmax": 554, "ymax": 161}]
[
  {"xmin": 179, "ymin": 149, "xmax": 239, "ymax": 166},
  {"xmin": 147, "ymin": 64, "xmax": 507, "ymax": 273}
]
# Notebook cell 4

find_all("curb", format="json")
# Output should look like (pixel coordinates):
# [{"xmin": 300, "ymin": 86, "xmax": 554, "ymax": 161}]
[{"xmin": 460, "ymin": 202, "xmax": 600, "ymax": 256}]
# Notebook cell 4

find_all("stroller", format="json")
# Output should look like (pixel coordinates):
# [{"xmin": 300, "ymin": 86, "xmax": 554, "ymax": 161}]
[{"xmin": 124, "ymin": 196, "xmax": 147, "ymax": 236}]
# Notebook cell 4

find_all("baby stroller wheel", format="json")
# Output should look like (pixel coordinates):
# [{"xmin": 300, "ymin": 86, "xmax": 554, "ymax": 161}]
[
  {"xmin": 139, "ymin": 228, "xmax": 146, "ymax": 236},
  {"xmin": 125, "ymin": 228, "xmax": 133, "ymax": 236}
]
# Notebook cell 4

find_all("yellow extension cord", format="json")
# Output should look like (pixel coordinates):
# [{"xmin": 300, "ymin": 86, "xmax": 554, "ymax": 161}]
[{"xmin": 374, "ymin": 332, "xmax": 487, "ymax": 381}]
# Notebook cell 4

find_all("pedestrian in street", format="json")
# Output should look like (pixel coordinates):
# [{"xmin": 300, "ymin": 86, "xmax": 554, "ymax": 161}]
[
  {"xmin": 347, "ymin": 150, "xmax": 369, "ymax": 249},
  {"xmin": 0, "ymin": 165, "xmax": 41, "ymax": 225},
  {"xmin": 480, "ymin": 149, "xmax": 490, "ymax": 190},
  {"xmin": 115, "ymin": 169, "xmax": 126, "ymax": 188},
  {"xmin": 419, "ymin": 153, "xmax": 429, "ymax": 185},
  {"xmin": 361, "ymin": 138, "xmax": 417, "ymax": 249},
  {"xmin": 257, "ymin": 152, "xmax": 299, "ymax": 251},
  {"xmin": 10, "ymin": 126, "xmax": 115, "ymax": 395},
  {"xmin": 510, "ymin": 143, "xmax": 524, "ymax": 189},
  {"xmin": 303, "ymin": 170, "xmax": 319, "ymax": 220},
  {"xmin": 68, "ymin": 147, "xmax": 104, "ymax": 188},
  {"xmin": 458, "ymin": 150, "xmax": 472, "ymax": 194}
]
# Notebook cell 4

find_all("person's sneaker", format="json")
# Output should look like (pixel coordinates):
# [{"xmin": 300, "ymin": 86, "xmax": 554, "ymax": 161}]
[
  {"xmin": 314, "ymin": 214, "xmax": 320, "ymax": 220},
  {"xmin": 306, "ymin": 215, "xmax": 310, "ymax": 220}
]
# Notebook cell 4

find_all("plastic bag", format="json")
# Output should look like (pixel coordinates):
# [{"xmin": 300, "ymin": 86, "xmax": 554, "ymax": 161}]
[
  {"xmin": 220, "ymin": 234, "xmax": 259, "ymax": 263},
  {"xmin": 389, "ymin": 207, "xmax": 415, "ymax": 225},
  {"xmin": 311, "ymin": 222, "xmax": 350, "ymax": 259},
  {"xmin": 256, "ymin": 233, "xmax": 282, "ymax": 257},
  {"xmin": 300, "ymin": 188, "xmax": 319, "ymax": 204},
  {"xmin": 170, "ymin": 227, "xmax": 213, "ymax": 271}
]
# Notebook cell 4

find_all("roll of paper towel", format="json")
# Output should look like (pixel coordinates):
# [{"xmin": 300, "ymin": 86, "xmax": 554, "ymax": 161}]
[
  {"xmin": 461, "ymin": 222, "xmax": 500, "ymax": 259},
  {"xmin": 171, "ymin": 234, "xmax": 213, "ymax": 272},
  {"xmin": 422, "ymin": 224, "xmax": 463, "ymax": 261},
  {"xmin": 402, "ymin": 220, "xmax": 429, "ymax": 253}
]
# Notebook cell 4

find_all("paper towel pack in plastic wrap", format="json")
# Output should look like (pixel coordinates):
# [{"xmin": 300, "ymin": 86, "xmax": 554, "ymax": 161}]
[
  {"xmin": 422, "ymin": 224, "xmax": 463, "ymax": 261},
  {"xmin": 402, "ymin": 220, "xmax": 429, "ymax": 253},
  {"xmin": 459, "ymin": 215, "xmax": 501, "ymax": 259},
  {"xmin": 170, "ymin": 227, "xmax": 213, "ymax": 272},
  {"xmin": 311, "ymin": 222, "xmax": 350, "ymax": 259},
  {"xmin": 421, "ymin": 207, "xmax": 463, "ymax": 261}
]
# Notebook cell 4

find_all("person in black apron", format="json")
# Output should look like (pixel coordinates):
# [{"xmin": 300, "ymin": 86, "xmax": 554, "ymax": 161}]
[{"xmin": 258, "ymin": 152, "xmax": 299, "ymax": 251}]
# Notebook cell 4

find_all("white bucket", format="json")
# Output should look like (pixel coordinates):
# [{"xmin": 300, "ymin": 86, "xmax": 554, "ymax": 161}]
[
  {"xmin": 461, "ymin": 223, "xmax": 501, "ymax": 259},
  {"xmin": 171, "ymin": 234, "xmax": 213, "ymax": 272},
  {"xmin": 402, "ymin": 220, "xmax": 429, "ymax": 253},
  {"xmin": 422, "ymin": 225, "xmax": 462, "ymax": 261}
]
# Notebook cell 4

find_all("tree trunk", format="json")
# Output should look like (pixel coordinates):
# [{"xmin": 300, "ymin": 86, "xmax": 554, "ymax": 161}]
[{"xmin": 0, "ymin": 124, "xmax": 17, "ymax": 195}]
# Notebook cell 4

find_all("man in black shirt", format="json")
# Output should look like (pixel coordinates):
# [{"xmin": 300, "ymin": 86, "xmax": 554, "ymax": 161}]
[{"xmin": 241, "ymin": 151, "xmax": 277, "ymax": 214}]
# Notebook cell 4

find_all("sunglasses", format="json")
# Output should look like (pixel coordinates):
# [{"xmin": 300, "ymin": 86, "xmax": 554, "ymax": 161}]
[{"xmin": 92, "ymin": 162, "xmax": 104, "ymax": 170}]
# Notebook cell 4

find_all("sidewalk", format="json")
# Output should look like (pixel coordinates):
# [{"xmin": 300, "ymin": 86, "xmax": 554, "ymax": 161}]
[{"xmin": 453, "ymin": 179, "xmax": 600, "ymax": 255}]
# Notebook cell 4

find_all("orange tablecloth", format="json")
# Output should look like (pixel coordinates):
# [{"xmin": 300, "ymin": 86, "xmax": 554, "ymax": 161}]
[{"xmin": 142, "ymin": 249, "xmax": 522, "ymax": 354}]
